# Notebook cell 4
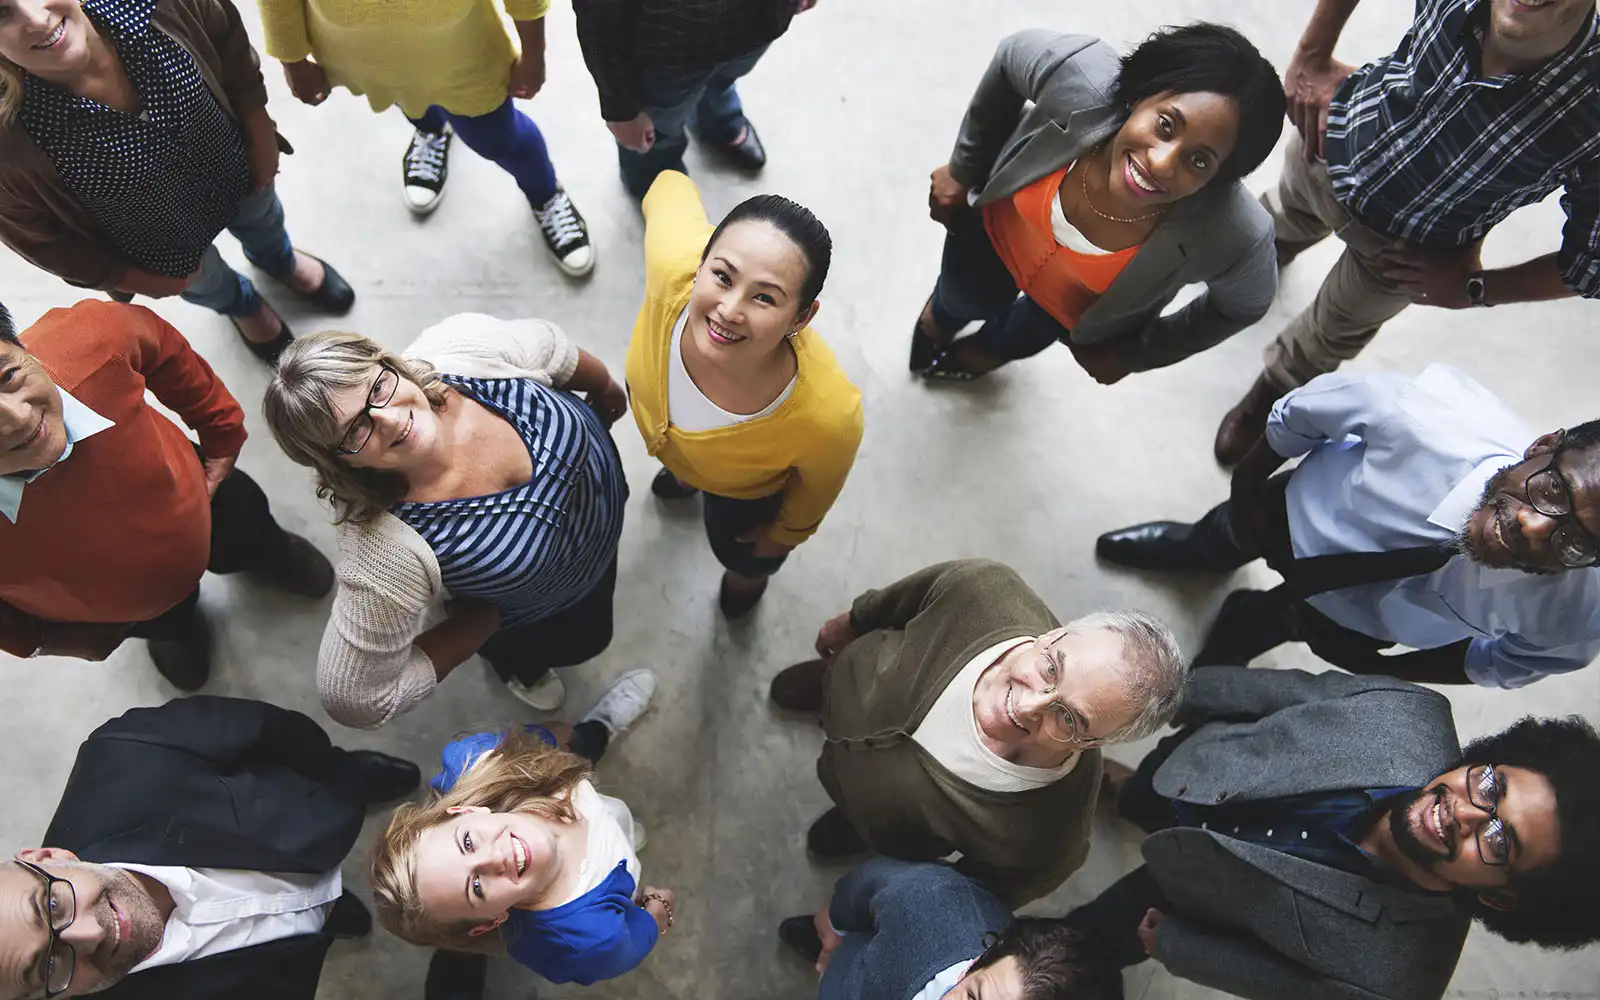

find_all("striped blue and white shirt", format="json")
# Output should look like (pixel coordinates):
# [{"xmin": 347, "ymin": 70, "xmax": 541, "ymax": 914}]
[
  {"xmin": 393, "ymin": 377, "xmax": 626, "ymax": 628},
  {"xmin": 1323, "ymin": 0, "xmax": 1600, "ymax": 295}
]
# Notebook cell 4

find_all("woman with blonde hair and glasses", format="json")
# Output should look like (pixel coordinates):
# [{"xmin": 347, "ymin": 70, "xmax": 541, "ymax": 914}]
[
  {"xmin": 371, "ymin": 724, "xmax": 672, "ymax": 997},
  {"xmin": 264, "ymin": 313, "xmax": 645, "ymax": 722}
]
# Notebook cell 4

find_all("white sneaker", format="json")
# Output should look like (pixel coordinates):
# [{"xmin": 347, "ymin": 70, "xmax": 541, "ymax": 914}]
[
  {"xmin": 631, "ymin": 820, "xmax": 648, "ymax": 852},
  {"xmin": 580, "ymin": 668, "xmax": 657, "ymax": 738},
  {"xmin": 505, "ymin": 671, "xmax": 566, "ymax": 712},
  {"xmin": 401, "ymin": 125, "xmax": 451, "ymax": 216}
]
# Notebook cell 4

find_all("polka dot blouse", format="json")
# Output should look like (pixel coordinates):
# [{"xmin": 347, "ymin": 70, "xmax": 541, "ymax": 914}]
[{"xmin": 20, "ymin": 0, "xmax": 251, "ymax": 278}]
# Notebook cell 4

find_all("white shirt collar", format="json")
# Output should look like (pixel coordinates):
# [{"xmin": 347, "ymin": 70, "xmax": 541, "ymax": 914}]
[
  {"xmin": 0, "ymin": 388, "xmax": 114, "ymax": 523},
  {"xmin": 1427, "ymin": 455, "xmax": 1509, "ymax": 534}
]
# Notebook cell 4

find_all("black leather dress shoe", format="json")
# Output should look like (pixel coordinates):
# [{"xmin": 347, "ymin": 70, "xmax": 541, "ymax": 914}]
[
  {"xmin": 425, "ymin": 950, "xmax": 487, "ymax": 1000},
  {"xmin": 1095, "ymin": 521, "xmax": 1219, "ymax": 572},
  {"xmin": 148, "ymin": 609, "xmax": 212, "ymax": 692},
  {"xmin": 323, "ymin": 891, "xmax": 372, "ymax": 939},
  {"xmin": 707, "ymin": 121, "xmax": 766, "ymax": 172},
  {"xmin": 294, "ymin": 253, "xmax": 356, "ymax": 315},
  {"xmin": 348, "ymin": 750, "xmax": 421, "ymax": 805},
  {"xmin": 256, "ymin": 533, "xmax": 334, "ymax": 599},
  {"xmin": 651, "ymin": 467, "xmax": 700, "ymax": 499},
  {"xmin": 778, "ymin": 914, "xmax": 823, "ymax": 963},
  {"xmin": 807, "ymin": 806, "xmax": 868, "ymax": 861}
]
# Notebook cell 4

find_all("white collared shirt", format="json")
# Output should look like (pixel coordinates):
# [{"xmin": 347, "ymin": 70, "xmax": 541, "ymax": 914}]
[
  {"xmin": 914, "ymin": 958, "xmax": 975, "ymax": 1000},
  {"xmin": 1265, "ymin": 364, "xmax": 1600, "ymax": 689},
  {"xmin": 107, "ymin": 865, "xmax": 342, "ymax": 972},
  {"xmin": 0, "ymin": 388, "xmax": 114, "ymax": 522}
]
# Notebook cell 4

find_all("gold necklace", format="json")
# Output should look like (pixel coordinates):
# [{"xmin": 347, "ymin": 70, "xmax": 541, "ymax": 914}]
[{"xmin": 1078, "ymin": 155, "xmax": 1165, "ymax": 225}]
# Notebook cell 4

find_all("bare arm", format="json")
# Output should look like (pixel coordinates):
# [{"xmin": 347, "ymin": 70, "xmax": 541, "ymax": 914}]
[
  {"xmin": 413, "ymin": 601, "xmax": 501, "ymax": 682},
  {"xmin": 1286, "ymin": 0, "xmax": 1363, "ymax": 160}
]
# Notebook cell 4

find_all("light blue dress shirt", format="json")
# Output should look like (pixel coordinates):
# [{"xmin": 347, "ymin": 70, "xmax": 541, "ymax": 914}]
[
  {"xmin": 1266, "ymin": 364, "xmax": 1600, "ymax": 690},
  {"xmin": 0, "ymin": 388, "xmax": 115, "ymax": 523}
]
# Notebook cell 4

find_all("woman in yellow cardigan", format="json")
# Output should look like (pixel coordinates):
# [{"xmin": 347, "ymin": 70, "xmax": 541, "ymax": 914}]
[
  {"xmin": 627, "ymin": 172, "xmax": 863, "ymax": 618},
  {"xmin": 257, "ymin": 0, "xmax": 593, "ymax": 275}
]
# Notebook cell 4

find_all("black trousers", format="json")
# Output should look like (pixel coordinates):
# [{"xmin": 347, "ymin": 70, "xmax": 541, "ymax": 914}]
[
  {"xmin": 1061, "ymin": 731, "xmax": 1189, "ymax": 970},
  {"xmin": 1184, "ymin": 477, "xmax": 1472, "ymax": 684},
  {"xmin": 125, "ymin": 458, "xmax": 291, "ymax": 641},
  {"xmin": 476, "ymin": 556, "xmax": 620, "ymax": 686}
]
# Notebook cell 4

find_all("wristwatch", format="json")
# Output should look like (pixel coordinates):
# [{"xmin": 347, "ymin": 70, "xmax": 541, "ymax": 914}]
[{"xmin": 1466, "ymin": 271, "xmax": 1491, "ymax": 308}]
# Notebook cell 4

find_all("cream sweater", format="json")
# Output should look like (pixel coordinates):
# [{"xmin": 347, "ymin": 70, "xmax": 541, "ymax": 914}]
[{"xmin": 317, "ymin": 313, "xmax": 581, "ymax": 730}]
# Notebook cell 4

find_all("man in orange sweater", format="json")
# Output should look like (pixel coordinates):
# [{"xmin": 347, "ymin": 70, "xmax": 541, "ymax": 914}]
[{"xmin": 0, "ymin": 299, "xmax": 331, "ymax": 689}]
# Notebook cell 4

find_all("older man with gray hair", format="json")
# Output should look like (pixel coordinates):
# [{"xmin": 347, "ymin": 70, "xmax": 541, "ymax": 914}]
[{"xmin": 770, "ymin": 558, "xmax": 1185, "ymax": 906}]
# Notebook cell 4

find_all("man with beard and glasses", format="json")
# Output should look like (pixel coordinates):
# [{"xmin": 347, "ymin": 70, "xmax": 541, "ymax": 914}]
[
  {"xmin": 1097, "ymin": 364, "xmax": 1600, "ymax": 688},
  {"xmin": 0, "ymin": 696, "xmax": 420, "ymax": 1000},
  {"xmin": 1061, "ymin": 665, "xmax": 1600, "ymax": 1000}
]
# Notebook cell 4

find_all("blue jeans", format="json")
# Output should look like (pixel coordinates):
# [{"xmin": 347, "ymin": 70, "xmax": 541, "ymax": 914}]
[
  {"xmin": 929, "ymin": 209, "xmax": 1069, "ymax": 362},
  {"xmin": 619, "ymin": 43, "xmax": 770, "ymax": 199},
  {"xmin": 410, "ymin": 99, "xmax": 558, "ymax": 207},
  {"xmin": 181, "ymin": 185, "xmax": 297, "ymax": 318}
]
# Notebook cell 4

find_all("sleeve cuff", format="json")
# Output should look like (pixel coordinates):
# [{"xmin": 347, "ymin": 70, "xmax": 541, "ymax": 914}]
[
  {"xmin": 196, "ymin": 423, "xmax": 248, "ymax": 460},
  {"xmin": 1263, "ymin": 399, "xmax": 1318, "ymax": 458}
]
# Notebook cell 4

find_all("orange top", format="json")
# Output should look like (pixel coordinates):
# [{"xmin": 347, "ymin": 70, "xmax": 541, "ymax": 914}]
[{"xmin": 982, "ymin": 166, "xmax": 1139, "ymax": 331}]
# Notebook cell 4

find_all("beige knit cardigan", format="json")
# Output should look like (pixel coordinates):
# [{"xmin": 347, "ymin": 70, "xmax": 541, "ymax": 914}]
[{"xmin": 317, "ymin": 313, "xmax": 582, "ymax": 729}]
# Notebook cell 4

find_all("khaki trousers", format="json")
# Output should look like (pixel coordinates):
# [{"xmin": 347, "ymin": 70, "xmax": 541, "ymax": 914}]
[{"xmin": 1261, "ymin": 133, "xmax": 1415, "ymax": 389}]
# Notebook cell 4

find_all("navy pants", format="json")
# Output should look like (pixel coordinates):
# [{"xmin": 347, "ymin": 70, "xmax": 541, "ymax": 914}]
[
  {"xmin": 410, "ymin": 99, "xmax": 558, "ymax": 206},
  {"xmin": 929, "ymin": 209, "xmax": 1069, "ymax": 362}
]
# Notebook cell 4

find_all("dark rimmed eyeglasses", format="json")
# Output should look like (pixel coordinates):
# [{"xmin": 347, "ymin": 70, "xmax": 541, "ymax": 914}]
[
  {"xmin": 332, "ymin": 364, "xmax": 401, "ymax": 456},
  {"xmin": 1466, "ymin": 764, "xmax": 1511, "ymax": 868},
  {"xmin": 13, "ymin": 859, "xmax": 77, "ymax": 999},
  {"xmin": 1522, "ymin": 429, "xmax": 1600, "ymax": 568}
]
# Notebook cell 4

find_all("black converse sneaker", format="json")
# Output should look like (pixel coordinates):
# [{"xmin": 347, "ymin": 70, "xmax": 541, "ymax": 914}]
[
  {"xmin": 401, "ymin": 125, "xmax": 451, "ymax": 216},
  {"xmin": 532, "ymin": 187, "xmax": 595, "ymax": 276}
]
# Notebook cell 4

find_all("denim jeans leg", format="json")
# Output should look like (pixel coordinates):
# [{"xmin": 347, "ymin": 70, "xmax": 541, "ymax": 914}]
[
  {"xmin": 929, "ymin": 210, "xmax": 1019, "ymax": 332},
  {"xmin": 229, "ymin": 185, "xmax": 297, "ymax": 280},
  {"xmin": 968, "ymin": 294, "xmax": 1068, "ymax": 362},
  {"xmin": 690, "ymin": 44, "xmax": 770, "ymax": 144},
  {"xmin": 619, "ymin": 72, "xmax": 705, "ymax": 199},
  {"xmin": 179, "ymin": 244, "xmax": 257, "ymax": 317}
]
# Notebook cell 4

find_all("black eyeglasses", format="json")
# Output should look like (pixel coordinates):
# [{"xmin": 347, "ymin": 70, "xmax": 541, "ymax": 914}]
[
  {"xmin": 1522, "ymin": 430, "xmax": 1600, "ymax": 568},
  {"xmin": 333, "ymin": 364, "xmax": 400, "ymax": 456},
  {"xmin": 1466, "ymin": 764, "xmax": 1511, "ymax": 868},
  {"xmin": 14, "ymin": 860, "xmax": 77, "ymax": 999}
]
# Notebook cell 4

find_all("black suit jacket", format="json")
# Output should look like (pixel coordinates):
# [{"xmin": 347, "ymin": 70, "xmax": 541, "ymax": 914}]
[{"xmin": 43, "ymin": 696, "xmax": 368, "ymax": 1000}]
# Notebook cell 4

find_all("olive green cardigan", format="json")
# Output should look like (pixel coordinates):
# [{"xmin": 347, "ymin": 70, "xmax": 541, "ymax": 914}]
[{"xmin": 817, "ymin": 559, "xmax": 1102, "ymax": 907}]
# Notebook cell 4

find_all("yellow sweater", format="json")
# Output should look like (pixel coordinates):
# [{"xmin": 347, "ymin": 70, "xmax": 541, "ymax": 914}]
[
  {"xmin": 626, "ymin": 172, "xmax": 864, "ymax": 548},
  {"xmin": 257, "ymin": 0, "xmax": 549, "ymax": 118}
]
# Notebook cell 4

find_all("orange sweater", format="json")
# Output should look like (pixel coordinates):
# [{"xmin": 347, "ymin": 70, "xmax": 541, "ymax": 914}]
[
  {"xmin": 982, "ymin": 166, "xmax": 1138, "ymax": 331},
  {"xmin": 0, "ymin": 301, "xmax": 247, "ymax": 655}
]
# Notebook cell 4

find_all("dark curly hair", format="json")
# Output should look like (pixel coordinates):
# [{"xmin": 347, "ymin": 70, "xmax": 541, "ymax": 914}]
[
  {"xmin": 967, "ymin": 919, "xmax": 1122, "ymax": 1000},
  {"xmin": 1459, "ymin": 716, "xmax": 1600, "ymax": 948},
  {"xmin": 0, "ymin": 302, "xmax": 15, "ymax": 344},
  {"xmin": 1114, "ymin": 23, "xmax": 1286, "ymax": 184}
]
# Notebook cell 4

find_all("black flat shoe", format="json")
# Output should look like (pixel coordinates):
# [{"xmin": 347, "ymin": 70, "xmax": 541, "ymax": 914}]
[
  {"xmin": 425, "ymin": 951, "xmax": 487, "ymax": 1000},
  {"xmin": 148, "ymin": 609, "xmax": 212, "ymax": 692},
  {"xmin": 230, "ymin": 308, "xmax": 294, "ymax": 366},
  {"xmin": 293, "ymin": 253, "xmax": 356, "ymax": 315},
  {"xmin": 1095, "ymin": 521, "xmax": 1219, "ymax": 572},
  {"xmin": 778, "ymin": 915, "xmax": 823, "ymax": 963},
  {"xmin": 347, "ymin": 750, "xmax": 422, "ymax": 805},
  {"xmin": 921, "ymin": 349, "xmax": 983, "ymax": 382},
  {"xmin": 651, "ymin": 467, "xmax": 700, "ymax": 500},
  {"xmin": 705, "ymin": 121, "xmax": 766, "ymax": 171},
  {"xmin": 807, "ymin": 806, "xmax": 869, "ymax": 861}
]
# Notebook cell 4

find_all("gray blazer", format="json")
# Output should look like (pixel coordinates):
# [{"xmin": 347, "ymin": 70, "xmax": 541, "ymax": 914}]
[
  {"xmin": 1143, "ymin": 667, "xmax": 1470, "ymax": 1000},
  {"xmin": 947, "ymin": 30, "xmax": 1277, "ymax": 371},
  {"xmin": 818, "ymin": 858, "xmax": 1013, "ymax": 1000}
]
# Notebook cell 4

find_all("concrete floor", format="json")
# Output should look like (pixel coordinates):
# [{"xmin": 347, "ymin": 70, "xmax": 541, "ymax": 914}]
[{"xmin": 4, "ymin": 1, "xmax": 1599, "ymax": 997}]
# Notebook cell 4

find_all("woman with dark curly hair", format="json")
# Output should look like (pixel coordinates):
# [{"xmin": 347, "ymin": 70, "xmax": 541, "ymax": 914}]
[{"xmin": 913, "ymin": 24, "xmax": 1285, "ymax": 384}]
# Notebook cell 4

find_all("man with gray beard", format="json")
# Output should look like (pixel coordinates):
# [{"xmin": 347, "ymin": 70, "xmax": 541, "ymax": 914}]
[
  {"xmin": 1096, "ymin": 364, "xmax": 1600, "ymax": 688},
  {"xmin": 0, "ymin": 696, "xmax": 419, "ymax": 1000}
]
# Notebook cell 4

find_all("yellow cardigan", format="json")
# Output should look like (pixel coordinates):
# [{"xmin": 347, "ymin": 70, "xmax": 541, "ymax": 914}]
[
  {"xmin": 257, "ymin": 0, "xmax": 549, "ymax": 118},
  {"xmin": 626, "ymin": 172, "xmax": 864, "ymax": 548}
]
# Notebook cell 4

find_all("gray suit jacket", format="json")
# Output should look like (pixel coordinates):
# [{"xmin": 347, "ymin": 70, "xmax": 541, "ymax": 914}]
[
  {"xmin": 1143, "ymin": 667, "xmax": 1470, "ymax": 1000},
  {"xmin": 947, "ymin": 30, "xmax": 1277, "ymax": 371}
]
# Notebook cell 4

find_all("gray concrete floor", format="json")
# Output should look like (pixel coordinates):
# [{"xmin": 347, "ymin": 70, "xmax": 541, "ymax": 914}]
[{"xmin": 4, "ymin": 1, "xmax": 1599, "ymax": 997}]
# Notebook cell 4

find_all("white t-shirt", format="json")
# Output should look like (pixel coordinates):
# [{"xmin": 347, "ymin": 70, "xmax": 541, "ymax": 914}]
[
  {"xmin": 911, "ymin": 637, "xmax": 1079, "ymax": 792},
  {"xmin": 563, "ymin": 780, "xmax": 642, "ymax": 901},
  {"xmin": 666, "ymin": 308, "xmax": 795, "ymax": 432},
  {"xmin": 108, "ymin": 865, "xmax": 341, "ymax": 972}
]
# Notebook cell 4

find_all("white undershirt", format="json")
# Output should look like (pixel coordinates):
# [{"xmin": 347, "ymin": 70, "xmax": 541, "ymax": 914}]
[
  {"xmin": 666, "ymin": 308, "xmax": 796, "ymax": 432},
  {"xmin": 911, "ymin": 637, "xmax": 1079, "ymax": 792},
  {"xmin": 108, "ymin": 864, "xmax": 341, "ymax": 972},
  {"xmin": 916, "ymin": 958, "xmax": 977, "ymax": 1000},
  {"xmin": 1051, "ymin": 165, "xmax": 1115, "ymax": 256},
  {"xmin": 564, "ymin": 780, "xmax": 642, "ymax": 901}
]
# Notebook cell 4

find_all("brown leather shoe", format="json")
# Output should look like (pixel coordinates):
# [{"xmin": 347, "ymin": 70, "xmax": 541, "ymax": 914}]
[
  {"xmin": 770, "ymin": 658, "xmax": 828, "ymax": 713},
  {"xmin": 257, "ymin": 533, "xmax": 334, "ymax": 599},
  {"xmin": 1213, "ymin": 373, "xmax": 1283, "ymax": 467}
]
